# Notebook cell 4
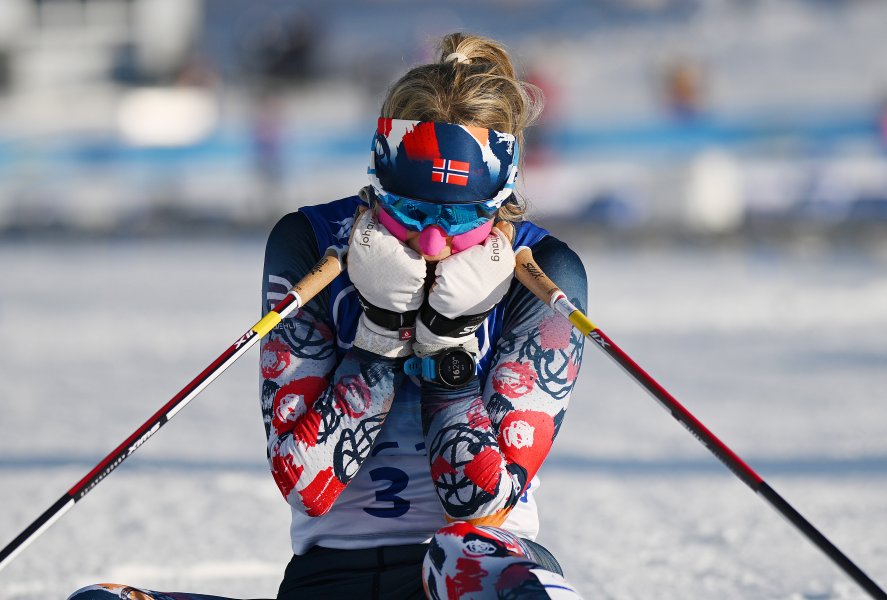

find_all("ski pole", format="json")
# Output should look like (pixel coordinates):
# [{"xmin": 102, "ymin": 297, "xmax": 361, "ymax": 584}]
[
  {"xmin": 511, "ymin": 245, "xmax": 887, "ymax": 600},
  {"xmin": 0, "ymin": 247, "xmax": 347, "ymax": 574}
]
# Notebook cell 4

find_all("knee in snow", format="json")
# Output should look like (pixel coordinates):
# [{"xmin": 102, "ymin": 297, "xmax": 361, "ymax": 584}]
[
  {"xmin": 67, "ymin": 584, "xmax": 128, "ymax": 600},
  {"xmin": 430, "ymin": 521, "xmax": 514, "ymax": 558}
]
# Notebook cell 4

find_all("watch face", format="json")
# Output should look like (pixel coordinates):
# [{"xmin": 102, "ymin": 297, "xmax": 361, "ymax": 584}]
[{"xmin": 438, "ymin": 350, "xmax": 475, "ymax": 387}]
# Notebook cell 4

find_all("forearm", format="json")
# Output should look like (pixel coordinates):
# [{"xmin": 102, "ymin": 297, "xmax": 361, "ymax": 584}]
[
  {"xmin": 267, "ymin": 345, "xmax": 404, "ymax": 516},
  {"xmin": 421, "ymin": 380, "xmax": 524, "ymax": 524},
  {"xmin": 421, "ymin": 234, "xmax": 588, "ymax": 524},
  {"xmin": 420, "ymin": 317, "xmax": 585, "ymax": 525},
  {"xmin": 260, "ymin": 211, "xmax": 407, "ymax": 516}
]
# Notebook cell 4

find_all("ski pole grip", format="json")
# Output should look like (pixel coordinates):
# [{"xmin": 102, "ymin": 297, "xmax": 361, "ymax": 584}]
[
  {"xmin": 511, "ymin": 241, "xmax": 597, "ymax": 336},
  {"xmin": 291, "ymin": 246, "xmax": 346, "ymax": 304},
  {"xmin": 494, "ymin": 220, "xmax": 567, "ymax": 310},
  {"xmin": 513, "ymin": 246, "xmax": 563, "ymax": 308}
]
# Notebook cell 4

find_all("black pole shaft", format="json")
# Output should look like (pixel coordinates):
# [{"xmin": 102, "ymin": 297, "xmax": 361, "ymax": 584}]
[
  {"xmin": 758, "ymin": 483, "xmax": 887, "ymax": 600},
  {"xmin": 0, "ymin": 495, "xmax": 74, "ymax": 569},
  {"xmin": 588, "ymin": 327, "xmax": 886, "ymax": 600}
]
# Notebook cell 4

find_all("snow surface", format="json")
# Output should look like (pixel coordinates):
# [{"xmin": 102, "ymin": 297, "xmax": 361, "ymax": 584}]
[{"xmin": 0, "ymin": 236, "xmax": 885, "ymax": 599}]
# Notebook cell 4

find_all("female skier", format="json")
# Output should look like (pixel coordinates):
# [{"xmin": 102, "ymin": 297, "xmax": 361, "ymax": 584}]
[{"xmin": 70, "ymin": 32, "xmax": 588, "ymax": 600}]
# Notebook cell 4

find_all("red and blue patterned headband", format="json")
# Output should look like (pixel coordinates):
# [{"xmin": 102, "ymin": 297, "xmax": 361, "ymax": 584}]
[{"xmin": 368, "ymin": 118, "xmax": 519, "ymax": 206}]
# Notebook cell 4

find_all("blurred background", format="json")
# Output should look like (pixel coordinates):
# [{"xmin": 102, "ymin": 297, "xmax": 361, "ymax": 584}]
[
  {"xmin": 0, "ymin": 0, "xmax": 886, "ymax": 239},
  {"xmin": 2, "ymin": 1, "xmax": 887, "ymax": 599}
]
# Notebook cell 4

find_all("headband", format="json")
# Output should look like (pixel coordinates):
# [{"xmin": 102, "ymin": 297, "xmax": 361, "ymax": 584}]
[{"xmin": 368, "ymin": 118, "xmax": 519, "ymax": 205}]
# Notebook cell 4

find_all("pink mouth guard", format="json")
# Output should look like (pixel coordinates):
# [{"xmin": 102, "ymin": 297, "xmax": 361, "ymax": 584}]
[{"xmin": 376, "ymin": 207, "xmax": 494, "ymax": 255}]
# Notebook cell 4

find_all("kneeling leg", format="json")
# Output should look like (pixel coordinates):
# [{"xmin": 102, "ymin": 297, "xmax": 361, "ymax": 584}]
[
  {"xmin": 423, "ymin": 522, "xmax": 583, "ymax": 599},
  {"xmin": 68, "ymin": 583, "xmax": 258, "ymax": 600}
]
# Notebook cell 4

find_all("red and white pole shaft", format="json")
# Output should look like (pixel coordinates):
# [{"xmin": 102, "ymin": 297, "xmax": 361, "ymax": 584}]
[
  {"xmin": 512, "ymin": 245, "xmax": 886, "ymax": 600},
  {"xmin": 0, "ymin": 247, "xmax": 346, "ymax": 574}
]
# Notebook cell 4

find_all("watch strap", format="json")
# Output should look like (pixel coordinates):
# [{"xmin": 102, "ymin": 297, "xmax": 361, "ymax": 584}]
[
  {"xmin": 404, "ymin": 348, "xmax": 477, "ymax": 387},
  {"xmin": 404, "ymin": 356, "xmax": 438, "ymax": 381},
  {"xmin": 403, "ymin": 356, "xmax": 422, "ymax": 377}
]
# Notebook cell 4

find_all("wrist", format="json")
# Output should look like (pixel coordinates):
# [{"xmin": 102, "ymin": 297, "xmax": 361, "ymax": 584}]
[
  {"xmin": 353, "ymin": 314, "xmax": 414, "ymax": 358},
  {"xmin": 420, "ymin": 373, "xmax": 481, "ymax": 397}
]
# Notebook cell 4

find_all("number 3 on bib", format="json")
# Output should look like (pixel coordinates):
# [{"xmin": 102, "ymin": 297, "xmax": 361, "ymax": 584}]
[{"xmin": 363, "ymin": 467, "xmax": 411, "ymax": 518}]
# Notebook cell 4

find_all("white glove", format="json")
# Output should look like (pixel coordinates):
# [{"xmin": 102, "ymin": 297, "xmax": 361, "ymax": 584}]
[
  {"xmin": 415, "ymin": 228, "xmax": 515, "ymax": 356},
  {"xmin": 348, "ymin": 209, "xmax": 427, "ymax": 357}
]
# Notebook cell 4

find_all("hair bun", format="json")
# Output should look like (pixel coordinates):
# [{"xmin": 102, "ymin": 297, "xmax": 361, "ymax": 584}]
[
  {"xmin": 444, "ymin": 52, "xmax": 470, "ymax": 65},
  {"xmin": 438, "ymin": 32, "xmax": 517, "ymax": 80}
]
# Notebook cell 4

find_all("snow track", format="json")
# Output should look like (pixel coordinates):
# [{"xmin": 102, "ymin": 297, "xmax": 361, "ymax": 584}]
[{"xmin": 0, "ymin": 237, "xmax": 885, "ymax": 599}]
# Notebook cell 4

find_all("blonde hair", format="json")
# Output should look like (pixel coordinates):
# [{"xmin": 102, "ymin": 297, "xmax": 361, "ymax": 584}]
[{"xmin": 380, "ymin": 32, "xmax": 543, "ymax": 221}]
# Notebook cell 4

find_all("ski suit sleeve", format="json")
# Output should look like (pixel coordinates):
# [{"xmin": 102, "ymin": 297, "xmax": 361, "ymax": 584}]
[
  {"xmin": 260, "ymin": 212, "xmax": 407, "ymax": 517},
  {"xmin": 420, "ymin": 235, "xmax": 587, "ymax": 525}
]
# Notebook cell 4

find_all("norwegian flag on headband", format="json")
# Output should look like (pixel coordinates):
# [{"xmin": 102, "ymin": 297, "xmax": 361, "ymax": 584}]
[
  {"xmin": 371, "ymin": 118, "xmax": 518, "ymax": 204},
  {"xmin": 432, "ymin": 159, "xmax": 470, "ymax": 186}
]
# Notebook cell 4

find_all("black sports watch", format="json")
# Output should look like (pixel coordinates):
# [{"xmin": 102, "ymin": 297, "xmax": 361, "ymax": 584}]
[{"xmin": 404, "ymin": 348, "xmax": 477, "ymax": 388}]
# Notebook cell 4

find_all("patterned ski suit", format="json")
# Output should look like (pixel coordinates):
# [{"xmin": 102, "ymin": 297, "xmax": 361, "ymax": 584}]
[{"xmin": 68, "ymin": 195, "xmax": 588, "ymax": 600}]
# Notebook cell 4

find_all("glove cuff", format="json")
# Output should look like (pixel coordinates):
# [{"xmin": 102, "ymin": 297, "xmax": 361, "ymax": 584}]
[
  {"xmin": 357, "ymin": 291, "xmax": 419, "ymax": 330},
  {"xmin": 419, "ymin": 302, "xmax": 490, "ymax": 339},
  {"xmin": 414, "ymin": 317, "xmax": 481, "ymax": 358},
  {"xmin": 353, "ymin": 314, "xmax": 414, "ymax": 358}
]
